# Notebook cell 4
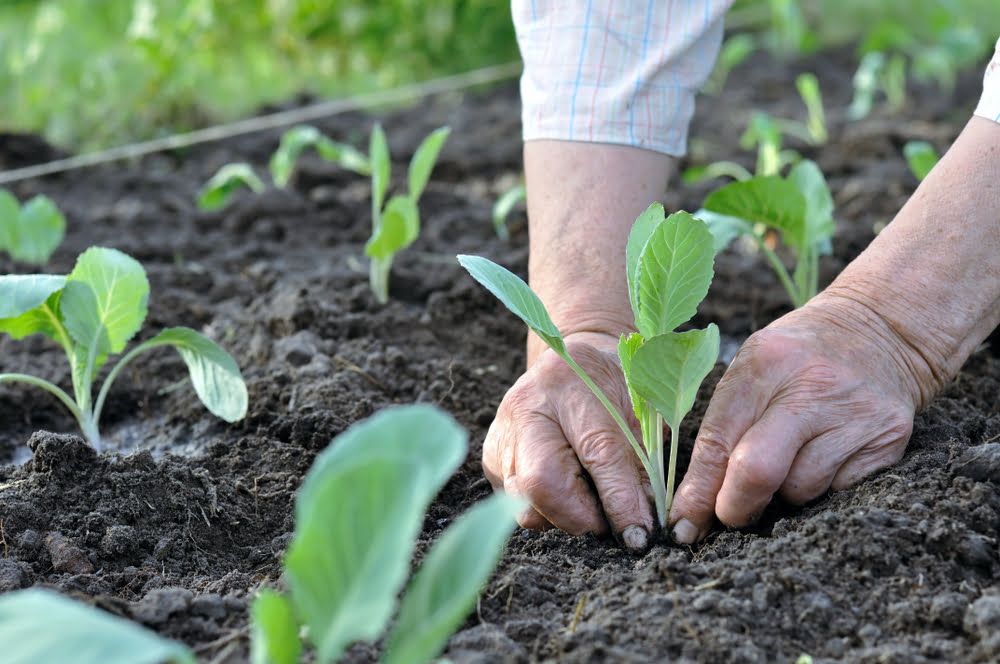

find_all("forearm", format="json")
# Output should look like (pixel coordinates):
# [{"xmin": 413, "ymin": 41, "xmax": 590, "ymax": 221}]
[
  {"xmin": 524, "ymin": 141, "xmax": 674, "ymax": 365},
  {"xmin": 821, "ymin": 116, "xmax": 1000, "ymax": 407}
]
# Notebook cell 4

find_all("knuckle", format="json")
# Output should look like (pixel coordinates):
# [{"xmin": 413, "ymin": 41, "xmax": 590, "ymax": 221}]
[
  {"xmin": 516, "ymin": 468, "xmax": 562, "ymax": 508},
  {"xmin": 574, "ymin": 428, "xmax": 628, "ymax": 468},
  {"xmin": 692, "ymin": 424, "xmax": 733, "ymax": 468},
  {"xmin": 728, "ymin": 448, "xmax": 784, "ymax": 493}
]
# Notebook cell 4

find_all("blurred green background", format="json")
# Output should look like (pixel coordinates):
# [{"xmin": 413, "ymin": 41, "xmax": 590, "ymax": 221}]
[{"xmin": 1, "ymin": 0, "xmax": 997, "ymax": 151}]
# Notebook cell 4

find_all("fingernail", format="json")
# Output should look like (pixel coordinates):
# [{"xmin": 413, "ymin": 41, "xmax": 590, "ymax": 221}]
[
  {"xmin": 672, "ymin": 519, "xmax": 699, "ymax": 545},
  {"xmin": 622, "ymin": 525, "xmax": 649, "ymax": 552}
]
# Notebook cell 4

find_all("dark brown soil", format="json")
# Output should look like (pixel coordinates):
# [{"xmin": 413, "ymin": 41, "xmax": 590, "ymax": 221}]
[{"xmin": 2, "ymin": 47, "xmax": 999, "ymax": 663}]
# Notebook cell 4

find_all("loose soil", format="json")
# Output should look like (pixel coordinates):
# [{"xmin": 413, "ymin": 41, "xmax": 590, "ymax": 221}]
[{"xmin": 2, "ymin": 48, "xmax": 1000, "ymax": 663}]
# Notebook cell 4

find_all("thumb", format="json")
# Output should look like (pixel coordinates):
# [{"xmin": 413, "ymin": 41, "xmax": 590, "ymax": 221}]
[{"xmin": 669, "ymin": 369, "xmax": 761, "ymax": 544}]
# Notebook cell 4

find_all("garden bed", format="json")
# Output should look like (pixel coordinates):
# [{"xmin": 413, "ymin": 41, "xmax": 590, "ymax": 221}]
[{"xmin": 1, "ymin": 48, "xmax": 999, "ymax": 663}]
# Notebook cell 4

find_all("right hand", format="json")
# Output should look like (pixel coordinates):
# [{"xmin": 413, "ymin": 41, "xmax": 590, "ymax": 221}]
[{"xmin": 481, "ymin": 331, "xmax": 656, "ymax": 552}]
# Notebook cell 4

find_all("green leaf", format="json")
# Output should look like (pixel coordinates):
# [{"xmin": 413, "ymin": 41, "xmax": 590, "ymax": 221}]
[
  {"xmin": 788, "ymin": 160, "xmax": 835, "ymax": 249},
  {"xmin": 270, "ymin": 126, "xmax": 371, "ymax": 187},
  {"xmin": 370, "ymin": 124, "xmax": 391, "ymax": 214},
  {"xmin": 693, "ymin": 208, "xmax": 754, "ymax": 254},
  {"xmin": 634, "ymin": 211, "xmax": 715, "ymax": 338},
  {"xmin": 131, "ymin": 327, "xmax": 248, "ymax": 422},
  {"xmin": 625, "ymin": 202, "xmax": 666, "ymax": 319},
  {"xmin": 407, "ymin": 126, "xmax": 450, "ymax": 199},
  {"xmin": 198, "ymin": 163, "xmax": 265, "ymax": 211},
  {"xmin": 0, "ymin": 274, "xmax": 67, "ymax": 319},
  {"xmin": 61, "ymin": 247, "xmax": 149, "ymax": 356},
  {"xmin": 795, "ymin": 73, "xmax": 827, "ymax": 144},
  {"xmin": 384, "ymin": 493, "xmax": 522, "ymax": 664},
  {"xmin": 285, "ymin": 405, "xmax": 466, "ymax": 664},
  {"xmin": 9, "ymin": 195, "xmax": 66, "ymax": 264},
  {"xmin": 617, "ymin": 332, "xmax": 647, "ymax": 420},
  {"xmin": 364, "ymin": 195, "xmax": 419, "ymax": 260},
  {"xmin": 491, "ymin": 184, "xmax": 526, "ymax": 241},
  {"xmin": 0, "ymin": 589, "xmax": 193, "ymax": 664},
  {"xmin": 457, "ymin": 255, "xmax": 565, "ymax": 353},
  {"xmin": 0, "ymin": 189, "xmax": 18, "ymax": 251},
  {"xmin": 903, "ymin": 141, "xmax": 940, "ymax": 181},
  {"xmin": 703, "ymin": 176, "xmax": 807, "ymax": 249},
  {"xmin": 629, "ymin": 326, "xmax": 720, "ymax": 432},
  {"xmin": 251, "ymin": 590, "xmax": 301, "ymax": 664}
]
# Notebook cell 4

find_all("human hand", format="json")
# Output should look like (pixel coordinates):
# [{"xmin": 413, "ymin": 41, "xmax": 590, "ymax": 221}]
[
  {"xmin": 482, "ymin": 331, "xmax": 656, "ymax": 552},
  {"xmin": 669, "ymin": 292, "xmax": 928, "ymax": 544}
]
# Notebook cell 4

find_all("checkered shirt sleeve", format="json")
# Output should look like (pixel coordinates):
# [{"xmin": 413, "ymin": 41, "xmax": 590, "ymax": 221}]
[
  {"xmin": 974, "ymin": 37, "xmax": 1000, "ymax": 123},
  {"xmin": 512, "ymin": 1, "xmax": 733, "ymax": 156}
]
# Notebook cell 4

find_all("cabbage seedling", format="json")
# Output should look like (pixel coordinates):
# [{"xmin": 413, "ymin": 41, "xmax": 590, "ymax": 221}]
[
  {"xmin": 197, "ymin": 162, "xmax": 265, "ymax": 211},
  {"xmin": 0, "ymin": 246, "xmax": 248, "ymax": 450},
  {"xmin": 903, "ymin": 141, "xmax": 940, "ymax": 181},
  {"xmin": 491, "ymin": 182, "xmax": 525, "ymax": 240},
  {"xmin": 459, "ymin": 206, "xmax": 719, "ymax": 530},
  {"xmin": 269, "ymin": 124, "xmax": 371, "ymax": 186},
  {"xmin": 365, "ymin": 124, "xmax": 450, "ymax": 304},
  {"xmin": 0, "ymin": 407, "xmax": 522, "ymax": 664},
  {"xmin": 0, "ymin": 189, "xmax": 65, "ymax": 264},
  {"xmin": 696, "ymin": 160, "xmax": 835, "ymax": 308}
]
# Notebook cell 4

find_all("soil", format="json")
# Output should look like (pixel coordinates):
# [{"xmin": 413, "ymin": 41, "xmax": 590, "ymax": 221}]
[{"xmin": 2, "ymin": 47, "xmax": 999, "ymax": 663}]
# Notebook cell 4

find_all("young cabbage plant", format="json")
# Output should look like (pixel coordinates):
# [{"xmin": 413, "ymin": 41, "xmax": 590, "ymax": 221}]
[
  {"xmin": 0, "ymin": 247, "xmax": 248, "ymax": 451},
  {"xmin": 269, "ymin": 124, "xmax": 371, "ymax": 187},
  {"xmin": 0, "ymin": 406, "xmax": 519, "ymax": 664},
  {"xmin": 459, "ymin": 206, "xmax": 719, "ymax": 530},
  {"xmin": 0, "ymin": 189, "xmax": 65, "ymax": 264},
  {"xmin": 197, "ymin": 162, "xmax": 266, "ymax": 211},
  {"xmin": 491, "ymin": 182, "xmax": 526, "ymax": 240},
  {"xmin": 903, "ymin": 140, "xmax": 940, "ymax": 181},
  {"xmin": 696, "ymin": 159, "xmax": 835, "ymax": 308},
  {"xmin": 365, "ymin": 124, "xmax": 450, "ymax": 304}
]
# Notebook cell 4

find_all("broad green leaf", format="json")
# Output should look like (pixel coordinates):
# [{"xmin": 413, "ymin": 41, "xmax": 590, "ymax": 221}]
[
  {"xmin": 634, "ymin": 212, "xmax": 715, "ymax": 338},
  {"xmin": 457, "ymin": 255, "xmax": 565, "ymax": 353},
  {"xmin": 0, "ymin": 589, "xmax": 193, "ymax": 664},
  {"xmin": 630, "ymin": 326, "xmax": 720, "ymax": 432},
  {"xmin": 384, "ymin": 493, "xmax": 523, "ymax": 664},
  {"xmin": 364, "ymin": 195, "xmax": 419, "ymax": 260},
  {"xmin": 370, "ymin": 124, "xmax": 391, "ymax": 214},
  {"xmin": 0, "ymin": 274, "xmax": 67, "ymax": 319},
  {"xmin": 0, "ymin": 291, "xmax": 66, "ymax": 342},
  {"xmin": 625, "ymin": 202, "xmax": 666, "ymax": 319},
  {"xmin": 491, "ymin": 183, "xmax": 526, "ymax": 240},
  {"xmin": 617, "ymin": 332, "xmax": 646, "ymax": 420},
  {"xmin": 130, "ymin": 327, "xmax": 248, "ymax": 422},
  {"xmin": 694, "ymin": 208, "xmax": 754, "ymax": 254},
  {"xmin": 7, "ymin": 196, "xmax": 65, "ymax": 264},
  {"xmin": 285, "ymin": 405, "xmax": 466, "ymax": 664},
  {"xmin": 787, "ymin": 160, "xmax": 835, "ymax": 250},
  {"xmin": 703, "ymin": 176, "xmax": 807, "ymax": 249},
  {"xmin": 407, "ymin": 126, "xmax": 450, "ymax": 199},
  {"xmin": 61, "ymin": 247, "xmax": 149, "ymax": 356},
  {"xmin": 0, "ymin": 189, "xmax": 18, "ymax": 251},
  {"xmin": 903, "ymin": 141, "xmax": 940, "ymax": 181},
  {"xmin": 198, "ymin": 163, "xmax": 265, "ymax": 211},
  {"xmin": 251, "ymin": 590, "xmax": 301, "ymax": 664}
]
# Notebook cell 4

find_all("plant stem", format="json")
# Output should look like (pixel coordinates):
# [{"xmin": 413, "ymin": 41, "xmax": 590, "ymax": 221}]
[
  {"xmin": 0, "ymin": 373, "xmax": 98, "ymax": 447},
  {"xmin": 369, "ymin": 256, "xmax": 391, "ymax": 304},
  {"xmin": 665, "ymin": 423, "xmax": 680, "ymax": 517},
  {"xmin": 560, "ymin": 352, "xmax": 652, "ymax": 478},
  {"xmin": 652, "ymin": 413, "xmax": 667, "ymax": 528},
  {"xmin": 756, "ymin": 236, "xmax": 803, "ymax": 307}
]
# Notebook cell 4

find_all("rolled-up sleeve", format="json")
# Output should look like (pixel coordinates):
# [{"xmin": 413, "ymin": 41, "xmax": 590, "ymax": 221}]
[
  {"xmin": 974, "ymin": 37, "xmax": 1000, "ymax": 123},
  {"xmin": 513, "ymin": 1, "xmax": 733, "ymax": 156}
]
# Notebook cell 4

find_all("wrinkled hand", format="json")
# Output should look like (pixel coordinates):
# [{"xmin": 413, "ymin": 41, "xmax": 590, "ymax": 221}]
[
  {"xmin": 669, "ymin": 292, "xmax": 925, "ymax": 544},
  {"xmin": 482, "ymin": 332, "xmax": 656, "ymax": 551}
]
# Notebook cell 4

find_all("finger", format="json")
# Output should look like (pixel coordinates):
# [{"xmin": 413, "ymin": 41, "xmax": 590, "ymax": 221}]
[
  {"xmin": 669, "ymin": 367, "xmax": 764, "ymax": 544},
  {"xmin": 510, "ymin": 414, "xmax": 609, "ymax": 536},
  {"xmin": 831, "ymin": 420, "xmax": 910, "ymax": 491},
  {"xmin": 715, "ymin": 405, "xmax": 814, "ymax": 527},
  {"xmin": 778, "ymin": 430, "xmax": 846, "ymax": 504},
  {"xmin": 503, "ymin": 476, "xmax": 555, "ymax": 530},
  {"xmin": 481, "ymin": 417, "xmax": 504, "ymax": 489}
]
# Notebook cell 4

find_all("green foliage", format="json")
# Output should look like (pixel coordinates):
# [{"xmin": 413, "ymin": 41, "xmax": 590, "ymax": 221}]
[
  {"xmin": 0, "ymin": 189, "xmax": 65, "ymax": 265},
  {"xmin": 270, "ymin": 125, "xmax": 371, "ymax": 187},
  {"xmin": 197, "ymin": 163, "xmax": 265, "ymax": 211},
  {"xmin": 365, "ymin": 125, "xmax": 450, "ymax": 304},
  {"xmin": 460, "ymin": 206, "xmax": 719, "ymax": 528},
  {"xmin": 0, "ymin": 246, "xmax": 248, "ymax": 449},
  {"xmin": 700, "ymin": 160, "xmax": 835, "ymax": 308},
  {"xmin": 0, "ymin": 589, "xmax": 193, "ymax": 664},
  {"xmin": 491, "ymin": 183, "xmax": 526, "ymax": 241},
  {"xmin": 0, "ymin": 406, "xmax": 520, "ymax": 664},
  {"xmin": 0, "ymin": 0, "xmax": 517, "ymax": 150},
  {"xmin": 903, "ymin": 141, "xmax": 940, "ymax": 181}
]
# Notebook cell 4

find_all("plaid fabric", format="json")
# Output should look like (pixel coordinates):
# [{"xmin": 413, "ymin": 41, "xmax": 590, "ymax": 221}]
[
  {"xmin": 513, "ymin": 1, "xmax": 731, "ymax": 156},
  {"xmin": 974, "ymin": 37, "xmax": 1000, "ymax": 122}
]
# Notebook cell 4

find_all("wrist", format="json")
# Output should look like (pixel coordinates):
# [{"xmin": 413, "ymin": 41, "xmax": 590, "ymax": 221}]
[{"xmin": 527, "ymin": 309, "xmax": 633, "ymax": 366}]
